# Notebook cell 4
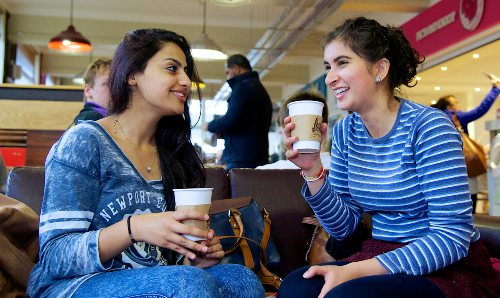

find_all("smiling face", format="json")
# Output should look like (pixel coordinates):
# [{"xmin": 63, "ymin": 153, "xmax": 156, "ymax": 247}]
[
  {"xmin": 129, "ymin": 42, "xmax": 191, "ymax": 116},
  {"xmin": 324, "ymin": 39, "xmax": 380, "ymax": 113}
]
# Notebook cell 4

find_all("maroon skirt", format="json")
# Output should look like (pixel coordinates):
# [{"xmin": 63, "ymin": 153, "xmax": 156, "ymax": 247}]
[{"xmin": 344, "ymin": 239, "xmax": 500, "ymax": 298}]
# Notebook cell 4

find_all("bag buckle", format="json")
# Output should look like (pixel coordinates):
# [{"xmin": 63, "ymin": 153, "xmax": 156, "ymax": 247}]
[{"xmin": 262, "ymin": 207, "xmax": 269, "ymax": 218}]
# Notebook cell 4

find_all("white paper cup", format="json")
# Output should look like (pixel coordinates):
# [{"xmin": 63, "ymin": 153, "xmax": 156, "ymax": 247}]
[
  {"xmin": 173, "ymin": 188, "xmax": 213, "ymax": 241},
  {"xmin": 287, "ymin": 100, "xmax": 324, "ymax": 153}
]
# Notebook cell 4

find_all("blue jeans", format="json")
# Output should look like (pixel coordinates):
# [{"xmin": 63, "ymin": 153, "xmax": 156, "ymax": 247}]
[{"xmin": 72, "ymin": 264, "xmax": 264, "ymax": 298}]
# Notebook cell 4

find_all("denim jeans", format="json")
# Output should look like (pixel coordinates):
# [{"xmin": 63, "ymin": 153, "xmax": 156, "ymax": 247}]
[
  {"xmin": 72, "ymin": 264, "xmax": 264, "ymax": 298},
  {"xmin": 277, "ymin": 261, "xmax": 444, "ymax": 298}
]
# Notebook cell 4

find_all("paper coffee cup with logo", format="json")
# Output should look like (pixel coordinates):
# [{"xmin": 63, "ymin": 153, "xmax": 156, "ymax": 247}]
[
  {"xmin": 173, "ymin": 188, "xmax": 213, "ymax": 241},
  {"xmin": 287, "ymin": 100, "xmax": 324, "ymax": 153}
]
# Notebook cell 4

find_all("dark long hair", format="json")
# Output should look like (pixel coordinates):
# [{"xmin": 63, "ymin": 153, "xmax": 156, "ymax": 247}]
[
  {"xmin": 431, "ymin": 95, "xmax": 454, "ymax": 111},
  {"xmin": 322, "ymin": 17, "xmax": 424, "ymax": 93},
  {"xmin": 109, "ymin": 29, "xmax": 206, "ymax": 212}
]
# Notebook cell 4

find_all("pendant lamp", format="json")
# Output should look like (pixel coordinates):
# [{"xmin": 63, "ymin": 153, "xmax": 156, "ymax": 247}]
[
  {"xmin": 48, "ymin": 0, "xmax": 92, "ymax": 53},
  {"xmin": 191, "ymin": 1, "xmax": 227, "ymax": 60}
]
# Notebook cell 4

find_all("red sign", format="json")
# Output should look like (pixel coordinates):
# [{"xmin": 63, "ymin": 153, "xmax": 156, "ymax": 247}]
[{"xmin": 401, "ymin": 0, "xmax": 500, "ymax": 58}]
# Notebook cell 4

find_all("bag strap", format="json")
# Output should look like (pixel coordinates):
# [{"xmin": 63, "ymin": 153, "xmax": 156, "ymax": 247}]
[
  {"xmin": 260, "ymin": 208, "xmax": 271, "ymax": 265},
  {"xmin": 218, "ymin": 208, "xmax": 254, "ymax": 269},
  {"xmin": 218, "ymin": 209, "xmax": 244, "ymax": 254},
  {"xmin": 451, "ymin": 113, "xmax": 464, "ymax": 132},
  {"xmin": 218, "ymin": 206, "xmax": 282, "ymax": 289},
  {"xmin": 257, "ymin": 210, "xmax": 282, "ymax": 288},
  {"xmin": 257, "ymin": 260, "xmax": 282, "ymax": 289}
]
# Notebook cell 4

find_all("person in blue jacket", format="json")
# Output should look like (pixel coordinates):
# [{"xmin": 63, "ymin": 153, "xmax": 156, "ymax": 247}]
[
  {"xmin": 432, "ymin": 75, "xmax": 500, "ymax": 213},
  {"xmin": 0, "ymin": 152, "xmax": 6, "ymax": 194},
  {"xmin": 278, "ymin": 17, "xmax": 498, "ymax": 298},
  {"xmin": 27, "ymin": 28, "xmax": 264, "ymax": 298},
  {"xmin": 206, "ymin": 54, "xmax": 273, "ymax": 172}
]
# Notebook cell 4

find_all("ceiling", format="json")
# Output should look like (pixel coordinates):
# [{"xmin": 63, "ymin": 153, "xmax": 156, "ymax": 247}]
[
  {"xmin": 0, "ymin": 0, "xmax": 432, "ymax": 101},
  {"xmin": 0, "ymin": 0, "xmax": 498, "ymax": 106}
]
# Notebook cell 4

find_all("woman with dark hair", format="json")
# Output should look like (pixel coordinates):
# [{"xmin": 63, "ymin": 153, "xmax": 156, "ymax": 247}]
[
  {"xmin": 278, "ymin": 17, "xmax": 498, "ymax": 298},
  {"xmin": 27, "ymin": 29, "xmax": 264, "ymax": 298},
  {"xmin": 432, "ymin": 74, "xmax": 499, "ymax": 136},
  {"xmin": 431, "ymin": 76, "xmax": 500, "ymax": 213}
]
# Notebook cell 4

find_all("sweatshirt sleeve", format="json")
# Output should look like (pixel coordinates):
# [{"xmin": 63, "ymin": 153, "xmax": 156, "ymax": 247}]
[
  {"xmin": 37, "ymin": 126, "xmax": 109, "ymax": 279},
  {"xmin": 457, "ymin": 86, "xmax": 500, "ymax": 125},
  {"xmin": 302, "ymin": 116, "xmax": 365, "ymax": 240}
]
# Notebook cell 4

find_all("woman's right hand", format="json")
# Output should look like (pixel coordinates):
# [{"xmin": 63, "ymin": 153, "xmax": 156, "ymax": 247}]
[
  {"xmin": 485, "ymin": 72, "xmax": 499, "ymax": 88},
  {"xmin": 283, "ymin": 116, "xmax": 327, "ymax": 171},
  {"xmin": 132, "ymin": 210, "xmax": 211, "ymax": 260}
]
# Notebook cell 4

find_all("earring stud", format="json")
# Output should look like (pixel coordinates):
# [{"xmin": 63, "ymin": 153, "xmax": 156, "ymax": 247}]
[{"xmin": 375, "ymin": 76, "xmax": 382, "ymax": 83}]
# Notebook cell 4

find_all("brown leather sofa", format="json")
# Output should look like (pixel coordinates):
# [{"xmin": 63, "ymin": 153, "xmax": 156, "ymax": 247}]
[
  {"xmin": 5, "ymin": 166, "xmax": 500, "ymax": 278},
  {"xmin": 6, "ymin": 166, "xmax": 313, "ymax": 276}
]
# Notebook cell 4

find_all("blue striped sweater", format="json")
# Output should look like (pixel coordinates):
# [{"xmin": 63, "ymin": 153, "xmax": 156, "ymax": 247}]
[{"xmin": 304, "ymin": 98, "xmax": 479, "ymax": 275}]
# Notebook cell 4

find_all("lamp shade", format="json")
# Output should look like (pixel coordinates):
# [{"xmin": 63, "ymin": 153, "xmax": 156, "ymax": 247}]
[
  {"xmin": 191, "ymin": 1, "xmax": 227, "ymax": 61},
  {"xmin": 191, "ymin": 32, "xmax": 227, "ymax": 60},
  {"xmin": 48, "ymin": 25, "xmax": 92, "ymax": 53}
]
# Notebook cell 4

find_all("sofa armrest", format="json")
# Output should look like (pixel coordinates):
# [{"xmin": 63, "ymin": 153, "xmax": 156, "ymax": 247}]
[
  {"xmin": 5, "ymin": 166, "xmax": 45, "ymax": 214},
  {"xmin": 473, "ymin": 214, "xmax": 500, "ymax": 259}
]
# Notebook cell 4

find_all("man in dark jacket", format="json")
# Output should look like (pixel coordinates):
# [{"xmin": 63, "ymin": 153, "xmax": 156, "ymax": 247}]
[{"xmin": 207, "ymin": 54, "xmax": 273, "ymax": 172}]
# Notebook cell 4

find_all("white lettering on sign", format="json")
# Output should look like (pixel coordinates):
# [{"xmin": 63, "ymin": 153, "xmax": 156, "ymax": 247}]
[{"xmin": 416, "ymin": 11, "xmax": 456, "ymax": 41}]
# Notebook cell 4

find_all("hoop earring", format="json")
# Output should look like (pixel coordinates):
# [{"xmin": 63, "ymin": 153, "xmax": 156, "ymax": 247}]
[{"xmin": 375, "ymin": 76, "xmax": 382, "ymax": 83}]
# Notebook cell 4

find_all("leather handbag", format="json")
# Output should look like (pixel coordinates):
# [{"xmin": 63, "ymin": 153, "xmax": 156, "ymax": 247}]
[
  {"xmin": 452, "ymin": 114, "xmax": 487, "ymax": 178},
  {"xmin": 305, "ymin": 225, "xmax": 334, "ymax": 265},
  {"xmin": 210, "ymin": 197, "xmax": 282, "ymax": 290}
]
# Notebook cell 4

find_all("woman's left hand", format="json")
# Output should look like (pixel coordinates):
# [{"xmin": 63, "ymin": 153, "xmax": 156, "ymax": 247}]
[
  {"xmin": 303, "ymin": 259, "xmax": 388, "ymax": 298},
  {"xmin": 190, "ymin": 230, "xmax": 224, "ymax": 268},
  {"xmin": 303, "ymin": 264, "xmax": 356, "ymax": 298}
]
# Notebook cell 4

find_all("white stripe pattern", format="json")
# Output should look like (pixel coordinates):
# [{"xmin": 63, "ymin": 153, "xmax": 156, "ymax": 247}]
[{"xmin": 304, "ymin": 99, "xmax": 477, "ymax": 275}]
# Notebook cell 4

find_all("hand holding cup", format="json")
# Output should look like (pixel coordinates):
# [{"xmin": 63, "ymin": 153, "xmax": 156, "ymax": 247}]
[
  {"xmin": 287, "ymin": 100, "xmax": 325, "ymax": 153},
  {"xmin": 173, "ymin": 188, "xmax": 213, "ymax": 241}
]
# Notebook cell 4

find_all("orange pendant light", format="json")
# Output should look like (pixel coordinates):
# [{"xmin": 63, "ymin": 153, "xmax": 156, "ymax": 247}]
[{"xmin": 48, "ymin": 0, "xmax": 92, "ymax": 53}]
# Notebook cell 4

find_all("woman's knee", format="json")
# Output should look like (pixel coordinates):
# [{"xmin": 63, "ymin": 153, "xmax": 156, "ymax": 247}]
[
  {"xmin": 206, "ymin": 264, "xmax": 265, "ymax": 297},
  {"xmin": 73, "ymin": 266, "xmax": 219, "ymax": 297},
  {"xmin": 277, "ymin": 265, "xmax": 324, "ymax": 298},
  {"xmin": 171, "ymin": 266, "xmax": 221, "ymax": 296}
]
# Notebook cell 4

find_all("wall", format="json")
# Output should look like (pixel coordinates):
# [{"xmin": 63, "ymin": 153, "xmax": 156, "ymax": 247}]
[
  {"xmin": 0, "ymin": 84, "xmax": 83, "ymax": 130},
  {"xmin": 0, "ymin": 99, "xmax": 80, "ymax": 130}
]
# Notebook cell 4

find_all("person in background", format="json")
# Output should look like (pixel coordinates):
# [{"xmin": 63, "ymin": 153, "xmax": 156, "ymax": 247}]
[
  {"xmin": 206, "ymin": 54, "xmax": 273, "ymax": 172},
  {"xmin": 278, "ymin": 17, "xmax": 498, "ymax": 298},
  {"xmin": 257, "ymin": 89, "xmax": 331, "ymax": 170},
  {"xmin": 0, "ymin": 152, "xmax": 6, "ymax": 194},
  {"xmin": 431, "ymin": 74, "xmax": 500, "ymax": 213},
  {"xmin": 27, "ymin": 28, "xmax": 264, "ymax": 298},
  {"xmin": 257, "ymin": 90, "xmax": 335, "ymax": 265},
  {"xmin": 72, "ymin": 57, "xmax": 112, "ymax": 125}
]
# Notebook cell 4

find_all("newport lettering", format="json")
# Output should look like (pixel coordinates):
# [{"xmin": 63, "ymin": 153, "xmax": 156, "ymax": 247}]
[{"xmin": 100, "ymin": 190, "xmax": 165, "ymax": 222}]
